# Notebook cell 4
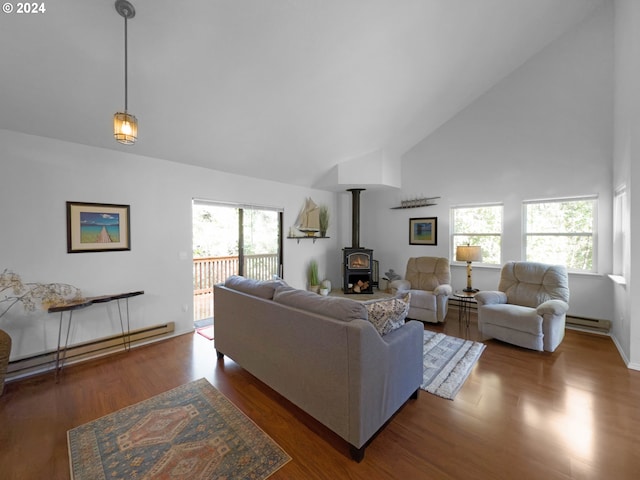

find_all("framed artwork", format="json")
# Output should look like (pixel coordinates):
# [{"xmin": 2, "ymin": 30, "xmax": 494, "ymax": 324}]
[
  {"xmin": 67, "ymin": 202, "xmax": 131, "ymax": 253},
  {"xmin": 409, "ymin": 217, "xmax": 437, "ymax": 246}
]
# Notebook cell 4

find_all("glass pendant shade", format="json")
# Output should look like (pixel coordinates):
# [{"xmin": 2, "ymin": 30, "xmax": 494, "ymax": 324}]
[
  {"xmin": 114, "ymin": 112, "xmax": 138, "ymax": 145},
  {"xmin": 114, "ymin": 0, "xmax": 137, "ymax": 145}
]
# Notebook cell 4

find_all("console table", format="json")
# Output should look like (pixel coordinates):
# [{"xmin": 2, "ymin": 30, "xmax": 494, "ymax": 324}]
[{"xmin": 48, "ymin": 290, "xmax": 144, "ymax": 380}]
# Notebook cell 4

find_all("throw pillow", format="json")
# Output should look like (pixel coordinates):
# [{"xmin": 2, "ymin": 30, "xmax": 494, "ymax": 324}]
[{"xmin": 364, "ymin": 293, "xmax": 411, "ymax": 336}]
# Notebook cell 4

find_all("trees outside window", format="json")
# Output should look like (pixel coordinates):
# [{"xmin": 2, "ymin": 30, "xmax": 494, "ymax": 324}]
[
  {"xmin": 451, "ymin": 204, "xmax": 503, "ymax": 265},
  {"xmin": 524, "ymin": 197, "xmax": 596, "ymax": 272},
  {"xmin": 192, "ymin": 201, "xmax": 283, "ymax": 321}
]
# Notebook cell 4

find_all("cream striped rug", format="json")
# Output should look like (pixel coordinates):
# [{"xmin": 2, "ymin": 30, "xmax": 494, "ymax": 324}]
[{"xmin": 421, "ymin": 331, "xmax": 485, "ymax": 400}]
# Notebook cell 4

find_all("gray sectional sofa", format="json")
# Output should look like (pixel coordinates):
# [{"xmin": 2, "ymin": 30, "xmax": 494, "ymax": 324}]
[{"xmin": 213, "ymin": 276, "xmax": 424, "ymax": 461}]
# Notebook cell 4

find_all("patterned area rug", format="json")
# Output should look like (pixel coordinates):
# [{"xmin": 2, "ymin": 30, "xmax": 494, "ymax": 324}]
[
  {"xmin": 68, "ymin": 378, "xmax": 290, "ymax": 480},
  {"xmin": 421, "ymin": 330, "xmax": 486, "ymax": 400}
]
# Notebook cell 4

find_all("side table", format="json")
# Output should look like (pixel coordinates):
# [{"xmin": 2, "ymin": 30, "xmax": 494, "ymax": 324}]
[
  {"xmin": 453, "ymin": 291, "xmax": 477, "ymax": 328},
  {"xmin": 48, "ymin": 290, "xmax": 144, "ymax": 381}
]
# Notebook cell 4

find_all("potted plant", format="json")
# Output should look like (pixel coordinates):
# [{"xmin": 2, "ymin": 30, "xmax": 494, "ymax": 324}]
[
  {"xmin": 319, "ymin": 205, "xmax": 330, "ymax": 237},
  {"xmin": 308, "ymin": 260, "xmax": 320, "ymax": 293}
]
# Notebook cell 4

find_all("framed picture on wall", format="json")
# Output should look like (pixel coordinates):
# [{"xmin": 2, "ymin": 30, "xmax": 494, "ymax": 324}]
[
  {"xmin": 409, "ymin": 217, "xmax": 437, "ymax": 246},
  {"xmin": 67, "ymin": 202, "xmax": 131, "ymax": 253}
]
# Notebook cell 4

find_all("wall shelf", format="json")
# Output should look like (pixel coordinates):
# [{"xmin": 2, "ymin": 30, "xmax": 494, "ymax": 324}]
[
  {"xmin": 287, "ymin": 236, "xmax": 329, "ymax": 244},
  {"xmin": 390, "ymin": 197, "xmax": 440, "ymax": 209}
]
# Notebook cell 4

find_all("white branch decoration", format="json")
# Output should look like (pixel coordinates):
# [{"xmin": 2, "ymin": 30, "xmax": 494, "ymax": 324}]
[{"xmin": 0, "ymin": 269, "xmax": 84, "ymax": 319}]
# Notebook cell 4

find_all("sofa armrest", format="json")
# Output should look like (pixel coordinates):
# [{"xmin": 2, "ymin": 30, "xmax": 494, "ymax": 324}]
[
  {"xmin": 537, "ymin": 299, "xmax": 569, "ymax": 316},
  {"xmin": 348, "ymin": 319, "xmax": 423, "ymax": 448},
  {"xmin": 433, "ymin": 284, "xmax": 452, "ymax": 296},
  {"xmin": 378, "ymin": 319, "xmax": 424, "ymax": 403},
  {"xmin": 475, "ymin": 291, "xmax": 507, "ymax": 306},
  {"xmin": 389, "ymin": 279, "xmax": 411, "ymax": 292}
]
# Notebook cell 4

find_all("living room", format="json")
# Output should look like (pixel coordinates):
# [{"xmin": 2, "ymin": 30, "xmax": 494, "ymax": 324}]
[
  {"xmin": 1, "ymin": 0, "xmax": 639, "ymax": 477},
  {"xmin": 1, "ymin": 0, "xmax": 635, "ymax": 368}
]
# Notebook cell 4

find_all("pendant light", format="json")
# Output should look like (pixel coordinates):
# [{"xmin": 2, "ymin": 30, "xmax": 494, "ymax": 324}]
[{"xmin": 113, "ymin": 0, "xmax": 137, "ymax": 145}]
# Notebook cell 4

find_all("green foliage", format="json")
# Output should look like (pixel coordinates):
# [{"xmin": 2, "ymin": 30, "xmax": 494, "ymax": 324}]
[
  {"xmin": 525, "ymin": 199, "xmax": 594, "ymax": 271},
  {"xmin": 453, "ymin": 205, "xmax": 503, "ymax": 265},
  {"xmin": 308, "ymin": 260, "xmax": 319, "ymax": 286},
  {"xmin": 319, "ymin": 206, "xmax": 330, "ymax": 235},
  {"xmin": 454, "ymin": 205, "xmax": 502, "ymax": 234},
  {"xmin": 452, "ymin": 199, "xmax": 595, "ymax": 271},
  {"xmin": 192, "ymin": 204, "xmax": 279, "ymax": 259}
]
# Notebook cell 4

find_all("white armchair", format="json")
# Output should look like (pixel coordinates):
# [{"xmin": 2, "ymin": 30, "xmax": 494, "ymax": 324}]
[
  {"xmin": 476, "ymin": 261, "xmax": 570, "ymax": 352},
  {"xmin": 390, "ymin": 257, "xmax": 452, "ymax": 323}
]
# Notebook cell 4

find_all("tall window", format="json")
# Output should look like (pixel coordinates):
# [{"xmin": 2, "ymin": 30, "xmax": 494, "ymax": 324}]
[
  {"xmin": 451, "ymin": 204, "xmax": 503, "ymax": 265},
  {"xmin": 613, "ymin": 186, "xmax": 628, "ymax": 279},
  {"xmin": 524, "ymin": 196, "xmax": 596, "ymax": 272}
]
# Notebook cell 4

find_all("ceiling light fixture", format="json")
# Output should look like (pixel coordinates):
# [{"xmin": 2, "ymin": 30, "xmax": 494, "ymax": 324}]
[{"xmin": 113, "ymin": 0, "xmax": 137, "ymax": 145}]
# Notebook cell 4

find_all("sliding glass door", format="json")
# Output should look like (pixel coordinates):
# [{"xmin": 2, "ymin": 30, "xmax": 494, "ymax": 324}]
[
  {"xmin": 192, "ymin": 200, "xmax": 283, "ymax": 320},
  {"xmin": 240, "ymin": 207, "xmax": 283, "ymax": 280}
]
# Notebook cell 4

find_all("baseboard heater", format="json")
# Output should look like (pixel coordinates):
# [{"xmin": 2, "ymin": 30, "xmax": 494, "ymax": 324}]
[
  {"xmin": 565, "ymin": 316, "xmax": 611, "ymax": 334},
  {"xmin": 6, "ymin": 322, "xmax": 175, "ymax": 382},
  {"xmin": 447, "ymin": 300, "xmax": 610, "ymax": 334}
]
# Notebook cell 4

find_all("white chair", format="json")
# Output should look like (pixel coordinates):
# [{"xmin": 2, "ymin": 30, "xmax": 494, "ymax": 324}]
[
  {"xmin": 390, "ymin": 257, "xmax": 452, "ymax": 323},
  {"xmin": 476, "ymin": 261, "xmax": 570, "ymax": 352}
]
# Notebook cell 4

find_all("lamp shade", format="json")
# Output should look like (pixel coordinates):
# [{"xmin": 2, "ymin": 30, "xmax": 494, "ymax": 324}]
[
  {"xmin": 456, "ymin": 245, "xmax": 482, "ymax": 263},
  {"xmin": 114, "ymin": 112, "xmax": 138, "ymax": 145}
]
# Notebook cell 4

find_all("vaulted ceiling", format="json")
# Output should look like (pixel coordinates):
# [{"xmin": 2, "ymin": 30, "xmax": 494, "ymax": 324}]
[{"xmin": 0, "ymin": 0, "xmax": 605, "ymax": 187}]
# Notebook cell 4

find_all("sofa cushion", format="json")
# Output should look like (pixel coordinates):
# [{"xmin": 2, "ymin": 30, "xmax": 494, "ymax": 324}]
[
  {"xmin": 224, "ymin": 275, "xmax": 286, "ymax": 300},
  {"xmin": 363, "ymin": 293, "xmax": 411, "ymax": 336},
  {"xmin": 407, "ymin": 290, "xmax": 436, "ymax": 311},
  {"xmin": 481, "ymin": 304, "xmax": 543, "ymax": 334},
  {"xmin": 273, "ymin": 286, "xmax": 367, "ymax": 322}
]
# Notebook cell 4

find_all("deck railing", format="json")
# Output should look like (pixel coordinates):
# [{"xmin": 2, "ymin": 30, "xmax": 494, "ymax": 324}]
[{"xmin": 193, "ymin": 254, "xmax": 279, "ymax": 320}]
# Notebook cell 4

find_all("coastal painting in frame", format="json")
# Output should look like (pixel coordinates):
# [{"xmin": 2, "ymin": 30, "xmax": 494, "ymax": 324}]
[
  {"xmin": 409, "ymin": 217, "xmax": 437, "ymax": 246},
  {"xmin": 67, "ymin": 202, "xmax": 130, "ymax": 253}
]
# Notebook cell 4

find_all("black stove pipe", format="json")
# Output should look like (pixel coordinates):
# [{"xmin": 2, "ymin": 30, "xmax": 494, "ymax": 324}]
[{"xmin": 347, "ymin": 188, "xmax": 365, "ymax": 249}]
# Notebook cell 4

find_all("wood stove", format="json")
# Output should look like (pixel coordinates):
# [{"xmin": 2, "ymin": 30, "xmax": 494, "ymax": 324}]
[
  {"xmin": 343, "ymin": 188, "xmax": 373, "ymax": 294},
  {"xmin": 343, "ymin": 247, "xmax": 373, "ymax": 294}
]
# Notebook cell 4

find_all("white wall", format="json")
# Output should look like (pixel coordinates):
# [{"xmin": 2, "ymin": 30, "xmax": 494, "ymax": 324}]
[
  {"xmin": 361, "ymin": 3, "xmax": 614, "ymax": 321},
  {"xmin": 613, "ymin": 0, "xmax": 640, "ymax": 368},
  {"xmin": 0, "ymin": 129, "xmax": 340, "ymax": 361}
]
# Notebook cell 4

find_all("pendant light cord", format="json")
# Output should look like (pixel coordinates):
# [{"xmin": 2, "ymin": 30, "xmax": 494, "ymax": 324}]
[{"xmin": 124, "ymin": 15, "xmax": 128, "ymax": 112}]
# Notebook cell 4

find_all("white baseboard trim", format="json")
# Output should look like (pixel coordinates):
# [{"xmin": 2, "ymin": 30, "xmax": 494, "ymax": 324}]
[{"xmin": 608, "ymin": 332, "xmax": 637, "ymax": 370}]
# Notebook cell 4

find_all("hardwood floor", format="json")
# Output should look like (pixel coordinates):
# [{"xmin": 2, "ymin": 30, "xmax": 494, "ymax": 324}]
[{"xmin": 1, "ymin": 313, "xmax": 639, "ymax": 479}]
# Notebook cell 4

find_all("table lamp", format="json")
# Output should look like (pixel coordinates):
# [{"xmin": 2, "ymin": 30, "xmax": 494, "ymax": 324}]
[{"xmin": 456, "ymin": 245, "xmax": 483, "ymax": 292}]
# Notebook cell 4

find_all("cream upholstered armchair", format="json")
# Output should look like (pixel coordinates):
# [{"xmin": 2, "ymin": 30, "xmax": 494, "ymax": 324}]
[
  {"xmin": 390, "ymin": 257, "xmax": 452, "ymax": 323},
  {"xmin": 476, "ymin": 261, "xmax": 569, "ymax": 352}
]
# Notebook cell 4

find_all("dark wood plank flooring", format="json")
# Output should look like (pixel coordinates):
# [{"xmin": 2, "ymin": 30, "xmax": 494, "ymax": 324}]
[{"xmin": 1, "ymin": 312, "xmax": 639, "ymax": 479}]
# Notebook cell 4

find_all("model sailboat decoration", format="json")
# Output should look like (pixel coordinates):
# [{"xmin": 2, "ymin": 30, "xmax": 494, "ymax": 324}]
[{"xmin": 295, "ymin": 197, "xmax": 320, "ymax": 236}]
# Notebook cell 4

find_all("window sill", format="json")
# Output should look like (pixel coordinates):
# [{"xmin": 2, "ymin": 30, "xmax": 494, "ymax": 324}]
[
  {"xmin": 452, "ymin": 262, "xmax": 500, "ymax": 270},
  {"xmin": 608, "ymin": 274, "xmax": 626, "ymax": 286}
]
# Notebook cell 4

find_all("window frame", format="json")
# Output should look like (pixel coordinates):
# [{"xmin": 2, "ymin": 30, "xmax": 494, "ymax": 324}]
[
  {"xmin": 522, "ymin": 195, "xmax": 597, "ymax": 273},
  {"xmin": 450, "ymin": 203, "xmax": 504, "ymax": 266},
  {"xmin": 612, "ymin": 185, "xmax": 628, "ymax": 280}
]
